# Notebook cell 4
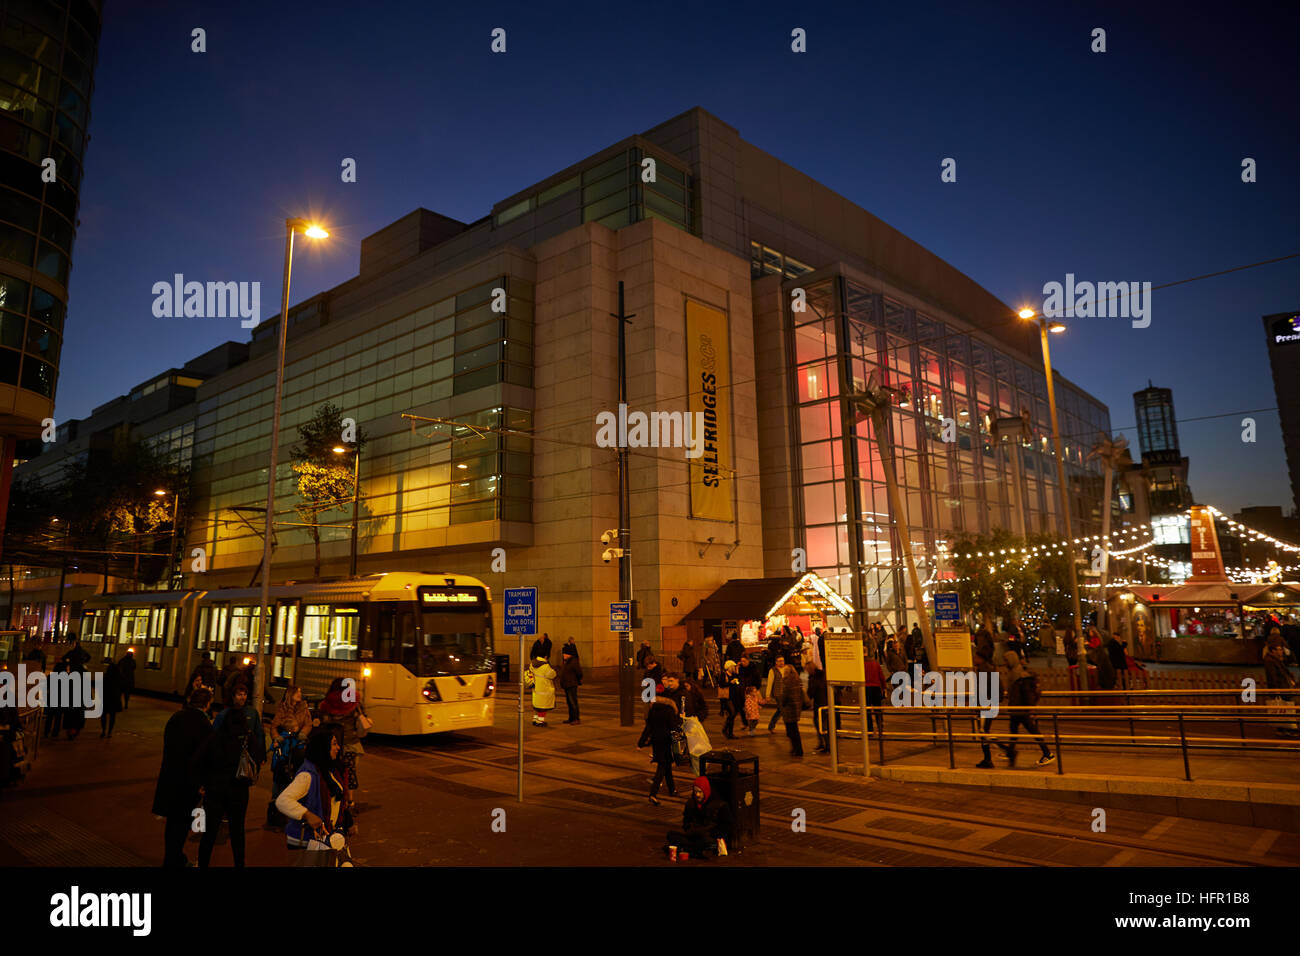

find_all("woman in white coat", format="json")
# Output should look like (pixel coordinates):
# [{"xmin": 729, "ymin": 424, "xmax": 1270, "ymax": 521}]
[{"xmin": 529, "ymin": 657, "xmax": 557, "ymax": 725}]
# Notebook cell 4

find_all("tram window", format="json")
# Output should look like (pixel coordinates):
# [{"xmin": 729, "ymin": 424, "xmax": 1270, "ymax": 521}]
[
  {"xmin": 166, "ymin": 608, "xmax": 179, "ymax": 647},
  {"xmin": 414, "ymin": 610, "xmax": 490, "ymax": 674},
  {"xmin": 275, "ymin": 605, "xmax": 298, "ymax": 652},
  {"xmin": 301, "ymin": 605, "xmax": 329, "ymax": 659},
  {"xmin": 195, "ymin": 608, "xmax": 210, "ymax": 649},
  {"xmin": 229, "ymin": 607, "xmax": 260, "ymax": 653},
  {"xmin": 211, "ymin": 607, "xmax": 229, "ymax": 651},
  {"xmin": 328, "ymin": 608, "xmax": 360, "ymax": 660}
]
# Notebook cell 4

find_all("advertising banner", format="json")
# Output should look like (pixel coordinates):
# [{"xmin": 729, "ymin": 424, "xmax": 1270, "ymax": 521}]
[
  {"xmin": 1189, "ymin": 506, "xmax": 1228, "ymax": 581},
  {"xmin": 686, "ymin": 299, "xmax": 732, "ymax": 521}
]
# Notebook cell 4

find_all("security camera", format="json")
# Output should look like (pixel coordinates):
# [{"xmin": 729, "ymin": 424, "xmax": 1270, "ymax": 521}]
[
  {"xmin": 600, "ymin": 529, "xmax": 619, "ymax": 545},
  {"xmin": 602, "ymin": 547, "xmax": 625, "ymax": 564}
]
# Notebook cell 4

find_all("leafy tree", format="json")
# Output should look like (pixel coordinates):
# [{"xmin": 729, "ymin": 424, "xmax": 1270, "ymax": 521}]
[
  {"xmin": 290, "ymin": 403, "xmax": 366, "ymax": 581},
  {"xmin": 947, "ymin": 528, "xmax": 1036, "ymax": 632}
]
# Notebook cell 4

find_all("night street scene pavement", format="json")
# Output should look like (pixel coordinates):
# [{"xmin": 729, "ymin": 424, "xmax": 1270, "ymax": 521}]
[{"xmin": 0, "ymin": 0, "xmax": 1295, "ymax": 940}]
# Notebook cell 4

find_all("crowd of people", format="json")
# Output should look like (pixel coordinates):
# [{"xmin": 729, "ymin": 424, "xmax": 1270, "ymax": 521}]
[{"xmin": 151, "ymin": 653, "xmax": 369, "ymax": 868}]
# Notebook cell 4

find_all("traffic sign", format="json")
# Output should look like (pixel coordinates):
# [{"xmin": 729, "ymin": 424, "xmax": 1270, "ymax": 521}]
[
  {"xmin": 933, "ymin": 592, "xmax": 961, "ymax": 625},
  {"xmin": 504, "ymin": 587, "xmax": 538, "ymax": 635},
  {"xmin": 609, "ymin": 601, "xmax": 631, "ymax": 632}
]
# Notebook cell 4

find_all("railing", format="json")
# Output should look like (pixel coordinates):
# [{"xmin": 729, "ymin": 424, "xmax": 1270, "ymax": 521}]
[{"xmin": 820, "ymin": 687, "xmax": 1300, "ymax": 782}]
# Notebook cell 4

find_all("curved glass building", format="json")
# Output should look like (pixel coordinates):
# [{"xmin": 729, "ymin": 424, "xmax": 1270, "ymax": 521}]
[{"xmin": 0, "ymin": 0, "xmax": 100, "ymax": 438}]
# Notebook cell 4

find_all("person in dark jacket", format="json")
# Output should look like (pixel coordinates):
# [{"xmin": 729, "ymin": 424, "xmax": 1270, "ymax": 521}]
[
  {"xmin": 721, "ymin": 661, "xmax": 742, "ymax": 739},
  {"xmin": 193, "ymin": 700, "xmax": 265, "ymax": 867},
  {"xmin": 778, "ymin": 664, "xmax": 806, "ymax": 756},
  {"xmin": 561, "ymin": 636, "xmax": 579, "ymax": 659},
  {"xmin": 664, "ymin": 775, "xmax": 734, "ymax": 859},
  {"xmin": 99, "ymin": 658, "xmax": 122, "ymax": 738},
  {"xmin": 638, "ymin": 692, "xmax": 681, "ymax": 804},
  {"xmin": 117, "ymin": 648, "xmax": 137, "ymax": 709},
  {"xmin": 643, "ymin": 654, "xmax": 665, "ymax": 687},
  {"xmin": 59, "ymin": 659, "xmax": 86, "ymax": 740},
  {"xmin": 529, "ymin": 632, "xmax": 554, "ymax": 665},
  {"xmin": 1063, "ymin": 625, "xmax": 1079, "ymax": 666},
  {"xmin": 805, "ymin": 660, "xmax": 830, "ymax": 752},
  {"xmin": 1105, "ymin": 635, "xmax": 1129, "ymax": 688},
  {"xmin": 724, "ymin": 633, "xmax": 745, "ymax": 664},
  {"xmin": 636, "ymin": 640, "xmax": 653, "ymax": 669},
  {"xmin": 662, "ymin": 673, "xmax": 708, "ymax": 720},
  {"xmin": 61, "ymin": 639, "xmax": 89, "ymax": 672},
  {"xmin": 678, "ymin": 639, "xmax": 698, "ymax": 680},
  {"xmin": 1088, "ymin": 636, "xmax": 1117, "ymax": 690},
  {"xmin": 1263, "ymin": 632, "xmax": 1300, "ymax": 737},
  {"xmin": 974, "ymin": 627, "xmax": 995, "ymax": 666},
  {"xmin": 884, "ymin": 638, "xmax": 908, "ymax": 676},
  {"xmin": 189, "ymin": 651, "xmax": 219, "ymax": 692},
  {"xmin": 1000, "ymin": 650, "xmax": 1054, "ymax": 767},
  {"xmin": 973, "ymin": 640, "xmax": 999, "ymax": 768},
  {"xmin": 558, "ymin": 648, "xmax": 583, "ymax": 724},
  {"xmin": 152, "ymin": 688, "xmax": 213, "ymax": 866},
  {"xmin": 766, "ymin": 655, "xmax": 786, "ymax": 732}
]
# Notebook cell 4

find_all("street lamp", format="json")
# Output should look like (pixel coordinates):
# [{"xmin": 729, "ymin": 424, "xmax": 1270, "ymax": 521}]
[
  {"xmin": 154, "ymin": 488, "xmax": 180, "ymax": 589},
  {"xmin": 1019, "ymin": 307, "xmax": 1088, "ymax": 689},
  {"xmin": 333, "ymin": 444, "xmax": 360, "ymax": 577},
  {"xmin": 255, "ymin": 217, "xmax": 329, "ymax": 715}
]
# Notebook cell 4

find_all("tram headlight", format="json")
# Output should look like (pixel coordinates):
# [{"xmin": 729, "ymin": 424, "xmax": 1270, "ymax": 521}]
[
  {"xmin": 422, "ymin": 680, "xmax": 442, "ymax": 702},
  {"xmin": 485, "ymin": 675, "xmax": 495, "ymax": 697}
]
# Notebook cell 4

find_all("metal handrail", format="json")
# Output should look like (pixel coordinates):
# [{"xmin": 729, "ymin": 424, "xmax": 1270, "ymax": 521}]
[{"xmin": 819, "ymin": 700, "xmax": 1300, "ymax": 781}]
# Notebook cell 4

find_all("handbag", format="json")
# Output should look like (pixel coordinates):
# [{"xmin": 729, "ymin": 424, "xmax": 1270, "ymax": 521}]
[
  {"xmin": 356, "ymin": 710, "xmax": 374, "ymax": 736},
  {"xmin": 236, "ymin": 738, "xmax": 259, "ymax": 784},
  {"xmin": 669, "ymin": 727, "xmax": 690, "ymax": 766}
]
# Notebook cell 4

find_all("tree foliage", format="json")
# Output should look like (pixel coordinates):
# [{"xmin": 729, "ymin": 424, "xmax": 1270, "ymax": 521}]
[
  {"xmin": 289, "ymin": 403, "xmax": 367, "ymax": 580},
  {"xmin": 946, "ymin": 528, "xmax": 1083, "ymax": 633}
]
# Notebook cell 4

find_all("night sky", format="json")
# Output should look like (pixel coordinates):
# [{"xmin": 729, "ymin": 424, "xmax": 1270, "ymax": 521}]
[{"xmin": 60, "ymin": 1, "xmax": 1299, "ymax": 514}]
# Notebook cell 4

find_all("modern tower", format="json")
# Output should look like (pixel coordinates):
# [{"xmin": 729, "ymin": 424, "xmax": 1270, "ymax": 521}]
[
  {"xmin": 0, "ymin": 0, "xmax": 102, "ymax": 550},
  {"xmin": 1263, "ymin": 310, "xmax": 1300, "ymax": 514}
]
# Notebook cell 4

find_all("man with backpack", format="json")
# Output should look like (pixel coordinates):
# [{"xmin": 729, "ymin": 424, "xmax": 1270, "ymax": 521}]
[{"xmin": 1000, "ymin": 650, "xmax": 1055, "ymax": 767}]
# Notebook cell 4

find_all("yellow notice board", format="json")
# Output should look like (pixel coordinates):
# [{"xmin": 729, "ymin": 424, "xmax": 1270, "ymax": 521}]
[
  {"xmin": 823, "ymin": 636, "xmax": 865, "ymax": 684},
  {"xmin": 934, "ymin": 630, "xmax": 972, "ymax": 669},
  {"xmin": 686, "ymin": 299, "xmax": 732, "ymax": 522}
]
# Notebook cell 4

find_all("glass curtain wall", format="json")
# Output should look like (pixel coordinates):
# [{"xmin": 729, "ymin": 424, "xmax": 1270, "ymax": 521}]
[{"xmin": 791, "ymin": 273, "xmax": 1109, "ymax": 630}]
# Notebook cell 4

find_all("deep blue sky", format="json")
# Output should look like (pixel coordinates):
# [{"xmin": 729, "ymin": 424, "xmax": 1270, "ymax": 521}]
[{"xmin": 61, "ymin": 1, "xmax": 1298, "ymax": 514}]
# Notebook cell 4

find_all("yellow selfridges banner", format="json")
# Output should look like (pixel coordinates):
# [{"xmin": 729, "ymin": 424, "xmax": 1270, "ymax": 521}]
[{"xmin": 686, "ymin": 299, "xmax": 732, "ymax": 521}]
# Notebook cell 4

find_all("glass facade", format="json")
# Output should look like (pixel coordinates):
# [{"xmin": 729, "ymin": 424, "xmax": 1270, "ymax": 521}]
[
  {"xmin": 1134, "ymin": 385, "xmax": 1180, "ymax": 458},
  {"xmin": 0, "ymin": 0, "xmax": 99, "ymax": 402},
  {"xmin": 791, "ymin": 274, "xmax": 1110, "ymax": 628},
  {"xmin": 196, "ymin": 275, "xmax": 535, "ymax": 564}
]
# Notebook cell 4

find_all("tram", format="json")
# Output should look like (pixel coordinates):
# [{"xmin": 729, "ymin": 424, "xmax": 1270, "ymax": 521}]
[{"xmin": 78, "ymin": 572, "xmax": 496, "ymax": 735}]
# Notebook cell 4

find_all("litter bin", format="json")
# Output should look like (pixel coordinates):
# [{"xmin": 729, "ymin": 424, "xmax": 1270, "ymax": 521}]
[
  {"xmin": 700, "ymin": 749, "xmax": 759, "ymax": 851},
  {"xmin": 494, "ymin": 654, "xmax": 510, "ymax": 680}
]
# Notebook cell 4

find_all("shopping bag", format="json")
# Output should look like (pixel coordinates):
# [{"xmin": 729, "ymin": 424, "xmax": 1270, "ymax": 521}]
[{"xmin": 682, "ymin": 715, "xmax": 711, "ymax": 757}]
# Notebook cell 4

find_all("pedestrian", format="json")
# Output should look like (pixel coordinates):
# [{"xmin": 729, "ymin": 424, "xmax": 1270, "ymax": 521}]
[
  {"xmin": 558, "ymin": 647, "xmax": 583, "ymax": 724},
  {"xmin": 1263, "ymin": 630, "xmax": 1299, "ymax": 737},
  {"xmin": 643, "ymin": 653, "xmax": 664, "ymax": 687},
  {"xmin": 188, "ymin": 651, "xmax": 218, "ymax": 692},
  {"xmin": 268, "ymin": 685, "xmax": 311, "ymax": 827},
  {"xmin": 193, "ymin": 699, "xmax": 265, "ymax": 867},
  {"xmin": 526, "ymin": 656, "xmax": 556, "ymax": 726},
  {"xmin": 318, "ymin": 677, "xmax": 368, "ymax": 809},
  {"xmin": 1105, "ymin": 634, "xmax": 1129, "ymax": 689},
  {"xmin": 779, "ymin": 663, "xmax": 806, "ymax": 757},
  {"xmin": 638, "ymin": 689, "xmax": 681, "ymax": 805},
  {"xmin": 806, "ymin": 660, "xmax": 829, "ymax": 752},
  {"xmin": 766, "ymin": 631, "xmax": 784, "ymax": 679},
  {"xmin": 725, "ymin": 632, "xmax": 745, "ymax": 664},
  {"xmin": 276, "ymin": 725, "xmax": 350, "ymax": 863},
  {"xmin": 664, "ymin": 776, "xmax": 734, "ymax": 861},
  {"xmin": 1087, "ymin": 634, "xmax": 1117, "ymax": 690},
  {"xmin": 884, "ymin": 637, "xmax": 908, "ymax": 677},
  {"xmin": 974, "ymin": 627, "xmax": 995, "ymax": 667},
  {"xmin": 636, "ymin": 640, "xmax": 653, "ymax": 669},
  {"xmin": 973, "ymin": 638, "xmax": 999, "ymax": 768},
  {"xmin": 530, "ymin": 632, "xmax": 554, "ymax": 665},
  {"xmin": 999, "ymin": 650, "xmax": 1054, "ymax": 767},
  {"xmin": 909, "ymin": 622, "xmax": 924, "ymax": 664},
  {"xmin": 678, "ymin": 638, "xmax": 698, "ymax": 681},
  {"xmin": 1063, "ymin": 625, "xmax": 1079, "ymax": 666},
  {"xmin": 60, "ymin": 638, "xmax": 89, "ymax": 672},
  {"xmin": 117, "ymin": 648, "xmax": 137, "ymax": 709},
  {"xmin": 152, "ymin": 687, "xmax": 213, "ymax": 867},
  {"xmin": 765, "ymin": 655, "xmax": 787, "ymax": 732},
  {"xmin": 702, "ymin": 632, "xmax": 721, "ymax": 687},
  {"xmin": 561, "ymin": 636, "xmax": 579, "ymax": 659},
  {"xmin": 719, "ymin": 661, "xmax": 742, "ymax": 738},
  {"xmin": 739, "ymin": 655, "xmax": 761, "ymax": 734},
  {"xmin": 60, "ymin": 660, "xmax": 86, "ymax": 740},
  {"xmin": 862, "ymin": 651, "xmax": 887, "ymax": 734},
  {"xmin": 99, "ymin": 658, "xmax": 122, "ymax": 738},
  {"xmin": 274, "ymin": 685, "xmax": 312, "ymax": 740},
  {"xmin": 24, "ymin": 637, "xmax": 46, "ymax": 672},
  {"xmin": 44, "ymin": 660, "xmax": 67, "ymax": 739}
]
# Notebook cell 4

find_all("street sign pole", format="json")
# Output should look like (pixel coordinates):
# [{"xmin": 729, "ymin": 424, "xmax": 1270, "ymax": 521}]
[
  {"xmin": 518, "ymin": 628, "xmax": 524, "ymax": 803},
  {"xmin": 504, "ymin": 586, "xmax": 537, "ymax": 804}
]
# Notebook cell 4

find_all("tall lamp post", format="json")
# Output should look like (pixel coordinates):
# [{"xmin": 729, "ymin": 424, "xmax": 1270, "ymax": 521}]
[
  {"xmin": 333, "ymin": 444, "xmax": 360, "ymax": 578},
  {"xmin": 1018, "ymin": 308, "xmax": 1088, "ymax": 690},
  {"xmin": 154, "ymin": 488, "xmax": 180, "ymax": 589},
  {"xmin": 255, "ymin": 218, "xmax": 329, "ymax": 715}
]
